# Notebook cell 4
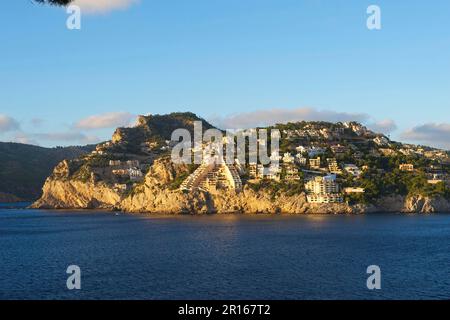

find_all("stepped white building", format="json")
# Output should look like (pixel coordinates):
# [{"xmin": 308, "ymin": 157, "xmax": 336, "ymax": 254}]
[{"xmin": 180, "ymin": 152, "xmax": 243, "ymax": 193}]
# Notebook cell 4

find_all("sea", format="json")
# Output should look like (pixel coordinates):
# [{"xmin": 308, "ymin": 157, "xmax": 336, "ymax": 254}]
[{"xmin": 0, "ymin": 203, "xmax": 449, "ymax": 300}]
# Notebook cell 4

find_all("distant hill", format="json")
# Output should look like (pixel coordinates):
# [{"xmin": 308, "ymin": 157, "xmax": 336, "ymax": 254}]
[{"xmin": 0, "ymin": 142, "xmax": 95, "ymax": 200}]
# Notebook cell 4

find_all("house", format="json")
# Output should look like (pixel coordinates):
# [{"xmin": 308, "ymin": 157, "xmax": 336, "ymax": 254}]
[
  {"xmin": 113, "ymin": 184, "xmax": 128, "ymax": 192},
  {"xmin": 309, "ymin": 157, "xmax": 321, "ymax": 170},
  {"xmin": 399, "ymin": 164, "xmax": 414, "ymax": 172},
  {"xmin": 112, "ymin": 169, "xmax": 128, "ymax": 176},
  {"xmin": 344, "ymin": 187, "xmax": 365, "ymax": 194},
  {"xmin": 295, "ymin": 154, "xmax": 308, "ymax": 166},
  {"xmin": 373, "ymin": 136, "xmax": 390, "ymax": 147},
  {"xmin": 331, "ymin": 144, "xmax": 347, "ymax": 156},
  {"xmin": 248, "ymin": 163, "xmax": 258, "ymax": 179},
  {"xmin": 284, "ymin": 164, "xmax": 300, "ymax": 181},
  {"xmin": 308, "ymin": 147, "xmax": 326, "ymax": 158},
  {"xmin": 109, "ymin": 160, "xmax": 122, "ymax": 166},
  {"xmin": 344, "ymin": 164, "xmax": 362, "ymax": 178},
  {"xmin": 307, "ymin": 193, "xmax": 344, "ymax": 204},
  {"xmin": 379, "ymin": 148, "xmax": 396, "ymax": 156},
  {"xmin": 126, "ymin": 160, "xmax": 140, "ymax": 167},
  {"xmin": 128, "ymin": 167, "xmax": 143, "ymax": 181},
  {"xmin": 427, "ymin": 174, "xmax": 444, "ymax": 185},
  {"xmin": 296, "ymin": 145, "xmax": 307, "ymax": 154},
  {"xmin": 282, "ymin": 153, "xmax": 295, "ymax": 163}
]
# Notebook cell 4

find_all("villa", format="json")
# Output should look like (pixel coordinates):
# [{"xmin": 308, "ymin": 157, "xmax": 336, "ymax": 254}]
[
  {"xmin": 344, "ymin": 187, "xmax": 365, "ymax": 194},
  {"xmin": 295, "ymin": 154, "xmax": 308, "ymax": 166},
  {"xmin": 309, "ymin": 157, "xmax": 321, "ymax": 170},
  {"xmin": 282, "ymin": 153, "xmax": 295, "ymax": 163},
  {"xmin": 344, "ymin": 164, "xmax": 362, "ymax": 178},
  {"xmin": 399, "ymin": 164, "xmax": 414, "ymax": 172}
]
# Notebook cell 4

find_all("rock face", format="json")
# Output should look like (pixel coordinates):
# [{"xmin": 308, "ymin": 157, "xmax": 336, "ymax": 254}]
[
  {"xmin": 32, "ymin": 179, "xmax": 121, "ymax": 210},
  {"xmin": 368, "ymin": 194, "xmax": 450, "ymax": 214},
  {"xmin": 32, "ymin": 157, "xmax": 450, "ymax": 214}
]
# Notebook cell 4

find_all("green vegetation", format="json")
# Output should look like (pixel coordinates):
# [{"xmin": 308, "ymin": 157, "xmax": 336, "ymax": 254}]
[
  {"xmin": 247, "ymin": 179, "xmax": 304, "ymax": 199},
  {"xmin": 357, "ymin": 168, "xmax": 449, "ymax": 202}
]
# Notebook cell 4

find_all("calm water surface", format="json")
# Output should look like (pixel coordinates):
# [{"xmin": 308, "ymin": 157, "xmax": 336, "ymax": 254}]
[{"xmin": 0, "ymin": 207, "xmax": 449, "ymax": 300}]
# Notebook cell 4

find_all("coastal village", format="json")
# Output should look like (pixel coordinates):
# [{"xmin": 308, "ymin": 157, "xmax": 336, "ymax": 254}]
[{"xmin": 66, "ymin": 114, "xmax": 450, "ymax": 208}]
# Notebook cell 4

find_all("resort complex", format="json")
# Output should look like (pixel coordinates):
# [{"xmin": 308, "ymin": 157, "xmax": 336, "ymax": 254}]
[{"xmin": 180, "ymin": 152, "xmax": 243, "ymax": 193}]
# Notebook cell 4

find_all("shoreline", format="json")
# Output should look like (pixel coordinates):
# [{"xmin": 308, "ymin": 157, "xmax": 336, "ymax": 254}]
[{"xmin": 1, "ymin": 203, "xmax": 448, "ymax": 215}]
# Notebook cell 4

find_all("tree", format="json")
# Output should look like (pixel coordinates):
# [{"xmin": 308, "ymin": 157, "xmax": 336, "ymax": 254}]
[{"xmin": 33, "ymin": 0, "xmax": 73, "ymax": 6}]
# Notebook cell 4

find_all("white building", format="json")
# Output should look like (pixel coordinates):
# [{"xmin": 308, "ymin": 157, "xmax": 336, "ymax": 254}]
[
  {"xmin": 128, "ymin": 167, "xmax": 143, "ymax": 181},
  {"xmin": 308, "ymin": 147, "xmax": 326, "ymax": 158},
  {"xmin": 344, "ymin": 164, "xmax": 362, "ymax": 178},
  {"xmin": 373, "ymin": 136, "xmax": 390, "ymax": 147},
  {"xmin": 282, "ymin": 153, "xmax": 295, "ymax": 163},
  {"xmin": 295, "ymin": 154, "xmax": 308, "ymax": 166},
  {"xmin": 305, "ymin": 175, "xmax": 343, "ymax": 204},
  {"xmin": 344, "ymin": 187, "xmax": 365, "ymax": 194},
  {"xmin": 309, "ymin": 157, "xmax": 321, "ymax": 170},
  {"xmin": 305, "ymin": 175, "xmax": 340, "ymax": 194},
  {"xmin": 109, "ymin": 160, "xmax": 122, "ymax": 166}
]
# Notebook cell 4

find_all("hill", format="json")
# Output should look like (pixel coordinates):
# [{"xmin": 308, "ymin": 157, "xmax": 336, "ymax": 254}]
[
  {"xmin": 32, "ymin": 113, "xmax": 450, "ymax": 213},
  {"xmin": 0, "ymin": 142, "xmax": 95, "ymax": 201}
]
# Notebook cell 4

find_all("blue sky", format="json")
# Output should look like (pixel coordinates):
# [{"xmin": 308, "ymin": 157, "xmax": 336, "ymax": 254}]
[{"xmin": 0, "ymin": 0, "xmax": 449, "ymax": 148}]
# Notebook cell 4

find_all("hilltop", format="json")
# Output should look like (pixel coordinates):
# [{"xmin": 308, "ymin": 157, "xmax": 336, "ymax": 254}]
[{"xmin": 32, "ymin": 112, "xmax": 450, "ymax": 214}]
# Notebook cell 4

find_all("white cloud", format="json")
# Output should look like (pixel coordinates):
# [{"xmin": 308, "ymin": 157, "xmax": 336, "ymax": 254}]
[
  {"xmin": 401, "ymin": 123, "xmax": 450, "ymax": 150},
  {"xmin": 74, "ymin": 112, "xmax": 136, "ymax": 130},
  {"xmin": 208, "ymin": 107, "xmax": 370, "ymax": 130},
  {"xmin": 0, "ymin": 114, "xmax": 20, "ymax": 133},
  {"xmin": 367, "ymin": 119, "xmax": 398, "ymax": 135},
  {"xmin": 71, "ymin": 0, "xmax": 139, "ymax": 14}
]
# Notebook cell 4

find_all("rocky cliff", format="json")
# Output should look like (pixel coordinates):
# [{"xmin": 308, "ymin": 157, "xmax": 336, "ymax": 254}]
[
  {"xmin": 369, "ymin": 194, "xmax": 450, "ymax": 214},
  {"xmin": 31, "ymin": 113, "xmax": 450, "ymax": 214},
  {"xmin": 32, "ymin": 157, "xmax": 450, "ymax": 214}
]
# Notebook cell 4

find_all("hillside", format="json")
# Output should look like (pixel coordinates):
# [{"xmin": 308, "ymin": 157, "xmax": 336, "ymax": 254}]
[
  {"xmin": 32, "ymin": 112, "xmax": 450, "ymax": 214},
  {"xmin": 0, "ymin": 142, "xmax": 95, "ymax": 200}
]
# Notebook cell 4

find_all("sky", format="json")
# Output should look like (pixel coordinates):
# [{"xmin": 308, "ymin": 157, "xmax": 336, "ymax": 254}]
[{"xmin": 0, "ymin": 0, "xmax": 449, "ymax": 149}]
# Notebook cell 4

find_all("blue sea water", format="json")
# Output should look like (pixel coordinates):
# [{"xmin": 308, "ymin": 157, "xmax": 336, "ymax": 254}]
[{"xmin": 0, "ymin": 207, "xmax": 449, "ymax": 300}]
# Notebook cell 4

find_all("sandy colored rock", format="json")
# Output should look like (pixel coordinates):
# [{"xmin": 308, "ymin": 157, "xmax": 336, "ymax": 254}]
[{"xmin": 33, "ymin": 158, "xmax": 450, "ymax": 214}]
